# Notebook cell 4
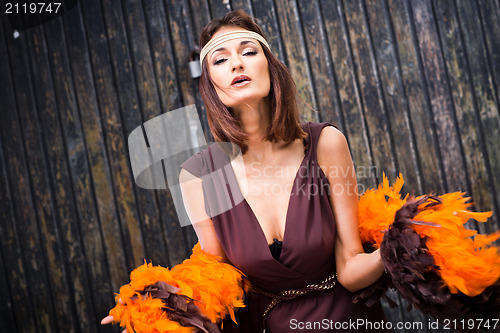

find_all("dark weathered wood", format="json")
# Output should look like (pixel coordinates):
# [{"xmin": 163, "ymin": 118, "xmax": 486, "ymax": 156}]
[
  {"xmin": 478, "ymin": 0, "xmax": 500, "ymax": 120},
  {"xmin": 320, "ymin": 0, "xmax": 376, "ymax": 189},
  {"xmin": 0, "ymin": 71, "xmax": 31, "ymax": 332},
  {"xmin": 0, "ymin": 236, "xmax": 16, "ymax": 332},
  {"xmin": 364, "ymin": 0, "xmax": 421, "ymax": 193},
  {"xmin": 189, "ymin": 0, "xmax": 211, "ymax": 39},
  {"xmin": 410, "ymin": 0, "xmax": 468, "ymax": 193},
  {"xmin": 296, "ymin": 0, "xmax": 346, "ymax": 130},
  {"xmin": 64, "ymin": 1, "xmax": 129, "ymax": 294},
  {"xmin": 1, "ymin": 18, "xmax": 59, "ymax": 333},
  {"xmin": 252, "ymin": 0, "xmax": 286, "ymax": 63},
  {"xmin": 455, "ymin": 0, "xmax": 500, "ymax": 229},
  {"xmin": 274, "ymin": 0, "xmax": 316, "ymax": 123},
  {"xmin": 100, "ymin": 0, "xmax": 170, "ymax": 269},
  {"xmin": 21, "ymin": 24, "xmax": 78, "ymax": 332},
  {"xmin": 41, "ymin": 14, "xmax": 98, "ymax": 333},
  {"xmin": 208, "ymin": 0, "xmax": 231, "ymax": 19},
  {"xmin": 142, "ymin": 0, "xmax": 193, "ymax": 265},
  {"xmin": 79, "ymin": 0, "xmax": 145, "ymax": 272},
  {"xmin": 230, "ymin": 0, "xmax": 253, "ymax": 15},
  {"xmin": 387, "ymin": 0, "xmax": 444, "ymax": 195},
  {"xmin": 432, "ymin": 0, "xmax": 497, "ymax": 233},
  {"xmin": 44, "ymin": 4, "xmax": 117, "ymax": 327},
  {"xmin": 163, "ymin": 0, "xmax": 209, "ymax": 252},
  {"xmin": 0, "ymin": 25, "xmax": 35, "ymax": 331},
  {"xmin": 342, "ymin": 0, "xmax": 396, "ymax": 184},
  {"xmin": 0, "ymin": 1, "xmax": 499, "ymax": 331}
]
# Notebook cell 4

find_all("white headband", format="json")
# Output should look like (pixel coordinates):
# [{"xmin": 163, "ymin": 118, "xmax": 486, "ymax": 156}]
[{"xmin": 200, "ymin": 30, "xmax": 271, "ymax": 68}]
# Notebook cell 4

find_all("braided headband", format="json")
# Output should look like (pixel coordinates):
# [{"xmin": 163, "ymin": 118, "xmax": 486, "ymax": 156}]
[{"xmin": 200, "ymin": 30, "xmax": 271, "ymax": 68}]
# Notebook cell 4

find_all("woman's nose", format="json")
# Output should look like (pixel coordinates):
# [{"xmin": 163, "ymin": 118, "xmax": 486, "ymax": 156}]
[{"xmin": 231, "ymin": 57, "xmax": 244, "ymax": 72}]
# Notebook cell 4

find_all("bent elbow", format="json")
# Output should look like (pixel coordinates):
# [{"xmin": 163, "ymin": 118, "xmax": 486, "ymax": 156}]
[{"xmin": 337, "ymin": 274, "xmax": 362, "ymax": 293}]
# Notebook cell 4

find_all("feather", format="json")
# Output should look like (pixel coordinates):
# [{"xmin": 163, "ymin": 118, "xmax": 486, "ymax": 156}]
[{"xmin": 108, "ymin": 243, "xmax": 245, "ymax": 333}]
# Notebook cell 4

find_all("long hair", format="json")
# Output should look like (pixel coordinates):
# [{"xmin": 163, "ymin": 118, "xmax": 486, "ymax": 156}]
[{"xmin": 199, "ymin": 10, "xmax": 306, "ymax": 154}]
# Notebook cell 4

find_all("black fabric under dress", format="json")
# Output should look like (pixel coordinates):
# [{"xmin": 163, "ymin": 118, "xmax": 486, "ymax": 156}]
[{"xmin": 180, "ymin": 122, "xmax": 390, "ymax": 332}]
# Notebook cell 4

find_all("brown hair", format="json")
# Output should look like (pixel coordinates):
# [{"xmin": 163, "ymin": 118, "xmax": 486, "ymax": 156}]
[{"xmin": 199, "ymin": 10, "xmax": 306, "ymax": 154}]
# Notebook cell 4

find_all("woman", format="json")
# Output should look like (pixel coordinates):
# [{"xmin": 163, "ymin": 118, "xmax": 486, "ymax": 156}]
[{"xmin": 104, "ymin": 10, "xmax": 389, "ymax": 332}]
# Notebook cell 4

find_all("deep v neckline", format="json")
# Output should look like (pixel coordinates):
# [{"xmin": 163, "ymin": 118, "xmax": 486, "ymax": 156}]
[{"xmin": 232, "ymin": 124, "xmax": 311, "ymax": 254}]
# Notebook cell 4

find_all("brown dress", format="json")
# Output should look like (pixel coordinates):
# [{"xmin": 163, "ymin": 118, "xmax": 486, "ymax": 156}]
[{"xmin": 180, "ymin": 122, "xmax": 390, "ymax": 332}]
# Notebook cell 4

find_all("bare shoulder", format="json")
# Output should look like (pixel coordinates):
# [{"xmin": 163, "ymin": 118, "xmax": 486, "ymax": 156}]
[{"xmin": 317, "ymin": 125, "xmax": 349, "ymax": 162}]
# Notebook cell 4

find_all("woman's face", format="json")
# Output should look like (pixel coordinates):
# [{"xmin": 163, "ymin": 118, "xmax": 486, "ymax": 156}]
[{"xmin": 206, "ymin": 26, "xmax": 271, "ymax": 108}]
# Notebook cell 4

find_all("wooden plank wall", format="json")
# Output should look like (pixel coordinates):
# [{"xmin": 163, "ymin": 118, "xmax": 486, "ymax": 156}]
[{"xmin": 0, "ymin": 0, "xmax": 499, "ymax": 332}]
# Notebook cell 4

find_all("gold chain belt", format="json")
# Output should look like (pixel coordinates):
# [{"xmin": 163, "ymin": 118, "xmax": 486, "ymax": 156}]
[{"xmin": 251, "ymin": 272, "xmax": 337, "ymax": 329}]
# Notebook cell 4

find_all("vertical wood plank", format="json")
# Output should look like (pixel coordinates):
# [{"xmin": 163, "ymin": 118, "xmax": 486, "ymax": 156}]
[
  {"xmin": 455, "ymin": 0, "xmax": 500, "ymax": 228},
  {"xmin": 0, "ymin": 237, "xmax": 16, "ymax": 332},
  {"xmin": 251, "ymin": 0, "xmax": 286, "ymax": 63},
  {"xmin": 386, "ymin": 0, "xmax": 444, "ymax": 194},
  {"xmin": 478, "ymin": 0, "xmax": 500, "ymax": 121},
  {"xmin": 342, "ymin": 0, "xmax": 396, "ymax": 182},
  {"xmin": 60, "ymin": 9, "xmax": 133, "ymax": 327},
  {"xmin": 320, "ymin": 0, "xmax": 376, "ymax": 190},
  {"xmin": 432, "ymin": 0, "xmax": 497, "ymax": 232},
  {"xmin": 142, "ymin": 0, "xmax": 193, "ymax": 264},
  {"xmin": 20, "ymin": 24, "xmax": 79, "ymax": 332},
  {"xmin": 100, "ymin": 0, "xmax": 170, "ymax": 267},
  {"xmin": 188, "ymin": 0, "xmax": 211, "ymax": 39},
  {"xmin": 296, "ymin": 0, "xmax": 346, "ymax": 131},
  {"xmin": 364, "ymin": 0, "xmax": 421, "ymax": 193},
  {"xmin": 41, "ymin": 14, "xmax": 98, "ymax": 333},
  {"xmin": 63, "ymin": 1, "xmax": 130, "ymax": 293},
  {"xmin": 79, "ymin": 0, "xmax": 145, "ymax": 272},
  {"xmin": 1, "ymin": 20, "xmax": 58, "ymax": 333},
  {"xmin": 230, "ymin": 0, "xmax": 253, "ymax": 15},
  {"xmin": 163, "ymin": 0, "xmax": 211, "ymax": 252},
  {"xmin": 122, "ymin": 0, "xmax": 193, "ymax": 264},
  {"xmin": 410, "ymin": 0, "xmax": 468, "ymax": 193},
  {"xmin": 0, "ymin": 24, "xmax": 35, "ymax": 331},
  {"xmin": 208, "ymin": 0, "xmax": 232, "ymax": 19},
  {"xmin": 274, "ymin": 0, "xmax": 317, "ymax": 122}
]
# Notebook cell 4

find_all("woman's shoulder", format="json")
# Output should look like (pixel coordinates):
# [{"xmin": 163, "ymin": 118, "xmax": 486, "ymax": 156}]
[
  {"xmin": 302, "ymin": 121, "xmax": 342, "ymax": 145},
  {"xmin": 179, "ymin": 142, "xmax": 238, "ymax": 178},
  {"xmin": 179, "ymin": 147, "xmax": 210, "ymax": 178}
]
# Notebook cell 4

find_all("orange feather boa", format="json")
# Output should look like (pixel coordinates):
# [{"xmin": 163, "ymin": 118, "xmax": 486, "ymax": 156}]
[
  {"xmin": 358, "ymin": 173, "xmax": 500, "ymax": 297},
  {"xmin": 109, "ymin": 243, "xmax": 245, "ymax": 332}
]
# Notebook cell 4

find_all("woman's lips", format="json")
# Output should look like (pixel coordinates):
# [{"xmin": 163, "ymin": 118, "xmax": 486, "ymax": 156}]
[
  {"xmin": 231, "ymin": 75, "xmax": 252, "ymax": 87},
  {"xmin": 232, "ymin": 80, "xmax": 251, "ymax": 88}
]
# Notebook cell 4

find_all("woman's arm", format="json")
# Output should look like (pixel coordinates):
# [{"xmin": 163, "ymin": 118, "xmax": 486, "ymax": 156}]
[
  {"xmin": 317, "ymin": 126, "xmax": 384, "ymax": 292},
  {"xmin": 179, "ymin": 168, "xmax": 229, "ymax": 262}
]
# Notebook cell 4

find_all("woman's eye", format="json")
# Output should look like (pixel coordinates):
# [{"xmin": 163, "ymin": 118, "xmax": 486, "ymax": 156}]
[
  {"xmin": 214, "ymin": 58, "xmax": 227, "ymax": 65},
  {"xmin": 243, "ymin": 51, "xmax": 257, "ymax": 56}
]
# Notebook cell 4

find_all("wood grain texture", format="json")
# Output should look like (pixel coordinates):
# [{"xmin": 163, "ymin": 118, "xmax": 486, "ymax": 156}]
[
  {"xmin": 79, "ymin": 0, "xmax": 146, "ymax": 271},
  {"xmin": 297, "ymin": 0, "xmax": 345, "ymax": 129},
  {"xmin": 252, "ymin": 0, "xmax": 286, "ymax": 62},
  {"xmin": 0, "ymin": 20, "xmax": 37, "ymax": 332},
  {"xmin": 1, "ymin": 17, "xmax": 59, "ymax": 333},
  {"xmin": 320, "ymin": 0, "xmax": 376, "ymax": 189},
  {"xmin": 387, "ymin": 0, "xmax": 445, "ymax": 195},
  {"xmin": 0, "ymin": 0, "xmax": 498, "ymax": 331},
  {"xmin": 455, "ymin": 0, "xmax": 500, "ymax": 229},
  {"xmin": 364, "ymin": 0, "xmax": 421, "ymax": 193},
  {"xmin": 22, "ymin": 24, "xmax": 78, "ymax": 332},
  {"xmin": 343, "ymin": 0, "xmax": 396, "ymax": 183},
  {"xmin": 410, "ymin": 0, "xmax": 468, "ymax": 193},
  {"xmin": 41, "ymin": 15, "xmax": 98, "ymax": 333},
  {"xmin": 432, "ymin": 0, "xmax": 497, "ymax": 232},
  {"xmin": 274, "ymin": 0, "xmax": 316, "ymax": 122},
  {"xmin": 100, "ymin": 0, "xmax": 170, "ymax": 269}
]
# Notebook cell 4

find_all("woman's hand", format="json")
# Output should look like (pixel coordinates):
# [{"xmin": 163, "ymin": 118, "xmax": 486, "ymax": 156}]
[{"xmin": 100, "ymin": 298, "xmax": 128, "ymax": 333}]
